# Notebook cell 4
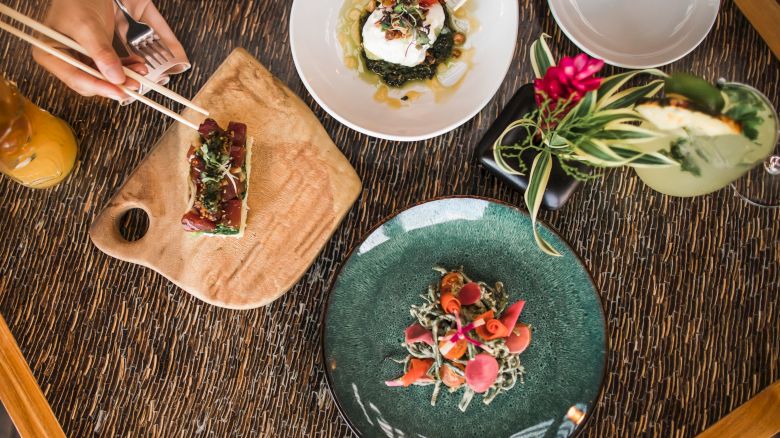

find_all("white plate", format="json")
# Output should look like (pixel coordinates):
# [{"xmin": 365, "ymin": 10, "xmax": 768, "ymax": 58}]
[
  {"xmin": 290, "ymin": 0, "xmax": 519, "ymax": 142},
  {"xmin": 548, "ymin": 0, "xmax": 720, "ymax": 68}
]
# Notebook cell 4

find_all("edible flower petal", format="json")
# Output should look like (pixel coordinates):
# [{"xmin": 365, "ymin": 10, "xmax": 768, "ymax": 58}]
[
  {"xmin": 465, "ymin": 354, "xmax": 499, "ymax": 393},
  {"xmin": 572, "ymin": 53, "xmax": 604, "ymax": 81},
  {"xmin": 440, "ymin": 291, "xmax": 461, "ymax": 315},
  {"xmin": 506, "ymin": 323, "xmax": 532, "ymax": 354},
  {"xmin": 401, "ymin": 358, "xmax": 434, "ymax": 387},
  {"xmin": 438, "ymin": 330, "xmax": 467, "ymax": 360},
  {"xmin": 475, "ymin": 319, "xmax": 509, "ymax": 341},
  {"xmin": 499, "ymin": 300, "xmax": 526, "ymax": 332},
  {"xmin": 440, "ymin": 272, "xmax": 463, "ymax": 293},
  {"xmin": 439, "ymin": 363, "xmax": 466, "ymax": 389},
  {"xmin": 404, "ymin": 323, "xmax": 434, "ymax": 346},
  {"xmin": 457, "ymin": 282, "xmax": 481, "ymax": 305},
  {"xmin": 476, "ymin": 310, "xmax": 494, "ymax": 321},
  {"xmin": 533, "ymin": 54, "xmax": 604, "ymax": 117},
  {"xmin": 474, "ymin": 310, "xmax": 510, "ymax": 340}
]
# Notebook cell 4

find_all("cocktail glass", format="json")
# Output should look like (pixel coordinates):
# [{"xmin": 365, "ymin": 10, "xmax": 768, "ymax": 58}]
[
  {"xmin": 633, "ymin": 80, "xmax": 779, "ymax": 207},
  {"xmin": 0, "ymin": 75, "xmax": 78, "ymax": 189}
]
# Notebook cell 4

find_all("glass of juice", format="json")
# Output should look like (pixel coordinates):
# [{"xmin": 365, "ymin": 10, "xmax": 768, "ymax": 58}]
[
  {"xmin": 0, "ymin": 75, "xmax": 78, "ymax": 189},
  {"xmin": 633, "ymin": 81, "xmax": 778, "ymax": 202}
]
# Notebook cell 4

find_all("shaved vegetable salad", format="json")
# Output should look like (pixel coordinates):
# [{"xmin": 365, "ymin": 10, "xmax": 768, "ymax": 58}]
[{"xmin": 385, "ymin": 267, "xmax": 532, "ymax": 411}]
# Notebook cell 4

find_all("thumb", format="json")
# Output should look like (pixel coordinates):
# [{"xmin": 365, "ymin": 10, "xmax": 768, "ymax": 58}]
[{"xmin": 79, "ymin": 29, "xmax": 125, "ymax": 85}]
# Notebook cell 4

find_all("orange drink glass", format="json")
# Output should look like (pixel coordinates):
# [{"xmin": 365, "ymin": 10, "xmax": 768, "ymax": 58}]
[{"xmin": 0, "ymin": 75, "xmax": 78, "ymax": 189}]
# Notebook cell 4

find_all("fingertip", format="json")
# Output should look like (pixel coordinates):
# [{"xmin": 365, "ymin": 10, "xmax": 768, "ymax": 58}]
[
  {"xmin": 124, "ymin": 78, "xmax": 141, "ymax": 91},
  {"xmin": 127, "ymin": 63, "xmax": 149, "ymax": 76},
  {"xmin": 100, "ymin": 63, "xmax": 126, "ymax": 85},
  {"xmin": 83, "ymin": 79, "xmax": 127, "ymax": 101}
]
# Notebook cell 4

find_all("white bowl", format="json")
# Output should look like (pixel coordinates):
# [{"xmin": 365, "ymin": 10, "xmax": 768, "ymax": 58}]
[
  {"xmin": 290, "ymin": 0, "xmax": 519, "ymax": 142},
  {"xmin": 548, "ymin": 0, "xmax": 720, "ymax": 68}
]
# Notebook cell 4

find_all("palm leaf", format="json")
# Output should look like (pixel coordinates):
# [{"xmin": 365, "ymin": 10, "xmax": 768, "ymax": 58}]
[
  {"xmin": 524, "ymin": 151, "xmax": 562, "ymax": 257},
  {"xmin": 530, "ymin": 34, "xmax": 556, "ymax": 79}
]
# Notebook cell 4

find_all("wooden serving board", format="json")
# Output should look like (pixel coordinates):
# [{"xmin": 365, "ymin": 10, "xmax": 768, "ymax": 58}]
[{"xmin": 90, "ymin": 49, "xmax": 362, "ymax": 309}]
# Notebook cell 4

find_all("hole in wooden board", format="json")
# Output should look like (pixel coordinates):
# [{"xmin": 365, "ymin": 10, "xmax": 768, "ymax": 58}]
[{"xmin": 118, "ymin": 208, "xmax": 149, "ymax": 242}]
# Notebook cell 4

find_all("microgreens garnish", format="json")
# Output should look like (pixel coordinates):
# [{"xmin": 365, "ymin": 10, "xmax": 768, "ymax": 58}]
[
  {"xmin": 197, "ymin": 137, "xmax": 238, "ymax": 210},
  {"xmin": 376, "ymin": 0, "xmax": 434, "ymax": 48}
]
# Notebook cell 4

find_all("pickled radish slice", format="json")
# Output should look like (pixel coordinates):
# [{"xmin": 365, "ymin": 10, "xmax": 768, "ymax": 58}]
[
  {"xmin": 499, "ymin": 300, "xmax": 526, "ymax": 331},
  {"xmin": 465, "ymin": 354, "xmax": 499, "ymax": 393},
  {"xmin": 404, "ymin": 323, "xmax": 434, "ymax": 346},
  {"xmin": 506, "ymin": 323, "xmax": 532, "ymax": 354},
  {"xmin": 458, "ymin": 282, "xmax": 481, "ymax": 305}
]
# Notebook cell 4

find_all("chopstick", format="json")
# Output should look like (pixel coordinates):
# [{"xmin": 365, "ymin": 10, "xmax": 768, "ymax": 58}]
[
  {"xmin": 0, "ymin": 19, "xmax": 199, "ymax": 131},
  {"xmin": 0, "ymin": 3, "xmax": 209, "ymax": 117}
]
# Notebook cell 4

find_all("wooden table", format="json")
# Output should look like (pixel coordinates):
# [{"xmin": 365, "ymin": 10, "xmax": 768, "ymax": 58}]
[{"xmin": 0, "ymin": 0, "xmax": 778, "ymax": 436}]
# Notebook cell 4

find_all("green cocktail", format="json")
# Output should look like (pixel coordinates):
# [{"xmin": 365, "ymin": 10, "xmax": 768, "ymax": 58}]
[{"xmin": 633, "ymin": 81, "xmax": 778, "ymax": 197}]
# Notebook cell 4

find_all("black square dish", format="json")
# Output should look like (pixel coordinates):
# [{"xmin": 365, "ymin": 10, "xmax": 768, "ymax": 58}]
[{"xmin": 476, "ymin": 84, "xmax": 584, "ymax": 211}]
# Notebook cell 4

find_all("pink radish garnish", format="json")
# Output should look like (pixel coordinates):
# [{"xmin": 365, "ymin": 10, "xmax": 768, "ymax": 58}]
[
  {"xmin": 458, "ymin": 282, "xmax": 482, "ymax": 305},
  {"xmin": 404, "ymin": 323, "xmax": 434, "ymax": 346},
  {"xmin": 465, "ymin": 353, "xmax": 499, "ymax": 393},
  {"xmin": 506, "ymin": 323, "xmax": 532, "ymax": 354},
  {"xmin": 499, "ymin": 300, "xmax": 525, "ymax": 331}
]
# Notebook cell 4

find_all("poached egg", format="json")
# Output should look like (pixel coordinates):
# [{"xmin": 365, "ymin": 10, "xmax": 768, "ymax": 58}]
[{"xmin": 362, "ymin": 3, "xmax": 446, "ymax": 68}]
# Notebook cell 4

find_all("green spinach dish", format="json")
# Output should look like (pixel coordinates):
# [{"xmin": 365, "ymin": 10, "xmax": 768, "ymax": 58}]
[{"xmin": 359, "ymin": 0, "xmax": 467, "ymax": 87}]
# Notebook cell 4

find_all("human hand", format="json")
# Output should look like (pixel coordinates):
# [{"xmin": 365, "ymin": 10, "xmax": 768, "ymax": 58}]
[{"xmin": 32, "ymin": 0, "xmax": 148, "ymax": 100}]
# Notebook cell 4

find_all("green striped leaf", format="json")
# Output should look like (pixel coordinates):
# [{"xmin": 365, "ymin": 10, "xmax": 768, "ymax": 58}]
[
  {"xmin": 585, "ymin": 108, "xmax": 644, "ymax": 126},
  {"xmin": 607, "ymin": 145, "xmax": 678, "ymax": 167},
  {"xmin": 593, "ymin": 124, "xmax": 664, "ymax": 144},
  {"xmin": 530, "ymin": 34, "xmax": 556, "ymax": 79},
  {"xmin": 493, "ymin": 144, "xmax": 524, "ymax": 175},
  {"xmin": 547, "ymin": 133, "xmax": 570, "ymax": 149},
  {"xmin": 596, "ymin": 69, "xmax": 666, "ymax": 109},
  {"xmin": 599, "ymin": 80, "xmax": 664, "ymax": 111},
  {"xmin": 524, "ymin": 151, "xmax": 562, "ymax": 257},
  {"xmin": 573, "ymin": 138, "xmax": 625, "ymax": 165},
  {"xmin": 560, "ymin": 91, "xmax": 597, "ymax": 126}
]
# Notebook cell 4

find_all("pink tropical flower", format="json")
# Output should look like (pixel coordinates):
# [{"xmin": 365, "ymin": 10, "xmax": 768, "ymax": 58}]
[{"xmin": 534, "ymin": 53, "xmax": 605, "ymax": 113}]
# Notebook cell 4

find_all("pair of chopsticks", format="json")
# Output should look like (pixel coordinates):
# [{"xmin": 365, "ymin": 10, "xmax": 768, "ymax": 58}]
[{"xmin": 0, "ymin": 3, "xmax": 206, "ymax": 131}]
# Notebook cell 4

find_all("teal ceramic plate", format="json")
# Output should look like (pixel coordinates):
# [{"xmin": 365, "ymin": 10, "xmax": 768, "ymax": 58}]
[{"xmin": 322, "ymin": 197, "xmax": 606, "ymax": 437}]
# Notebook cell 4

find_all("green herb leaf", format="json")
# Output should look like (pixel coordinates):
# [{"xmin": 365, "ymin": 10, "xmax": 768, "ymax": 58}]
[
  {"xmin": 725, "ymin": 105, "xmax": 763, "ymax": 141},
  {"xmin": 668, "ymin": 137, "xmax": 701, "ymax": 176}
]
